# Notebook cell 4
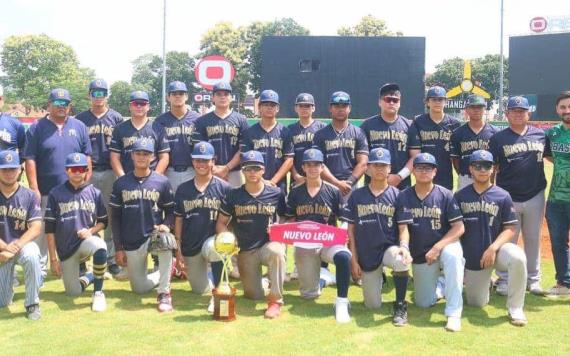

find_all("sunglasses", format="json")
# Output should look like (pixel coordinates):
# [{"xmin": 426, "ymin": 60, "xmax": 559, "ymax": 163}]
[
  {"xmin": 382, "ymin": 96, "xmax": 400, "ymax": 104},
  {"xmin": 242, "ymin": 166, "xmax": 263, "ymax": 172},
  {"xmin": 414, "ymin": 165, "xmax": 435, "ymax": 172},
  {"xmin": 68, "ymin": 166, "xmax": 88, "ymax": 174},
  {"xmin": 130, "ymin": 101, "xmax": 148, "ymax": 108},
  {"xmin": 471, "ymin": 163, "xmax": 493, "ymax": 171},
  {"xmin": 52, "ymin": 100, "xmax": 70, "ymax": 107},
  {"xmin": 90, "ymin": 90, "xmax": 107, "ymax": 98}
]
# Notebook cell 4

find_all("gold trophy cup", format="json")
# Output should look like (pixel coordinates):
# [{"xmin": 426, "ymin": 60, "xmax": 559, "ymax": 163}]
[{"xmin": 212, "ymin": 231, "xmax": 239, "ymax": 321}]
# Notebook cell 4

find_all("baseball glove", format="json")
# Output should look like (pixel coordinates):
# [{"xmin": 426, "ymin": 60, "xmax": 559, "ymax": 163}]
[{"xmin": 148, "ymin": 229, "xmax": 178, "ymax": 253}]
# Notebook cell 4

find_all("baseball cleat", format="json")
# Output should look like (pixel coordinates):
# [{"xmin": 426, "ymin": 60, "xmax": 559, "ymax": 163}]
[
  {"xmin": 445, "ymin": 316, "xmax": 461, "ymax": 332},
  {"xmin": 546, "ymin": 284, "xmax": 570, "ymax": 296},
  {"xmin": 508, "ymin": 308, "xmax": 528, "ymax": 326},
  {"xmin": 92, "ymin": 291, "xmax": 107, "ymax": 312},
  {"xmin": 207, "ymin": 296, "xmax": 215, "ymax": 314},
  {"xmin": 495, "ymin": 283, "xmax": 508, "ymax": 296},
  {"xmin": 157, "ymin": 293, "xmax": 173, "ymax": 313},
  {"xmin": 527, "ymin": 282, "xmax": 545, "ymax": 296},
  {"xmin": 334, "ymin": 297, "xmax": 351, "ymax": 324},
  {"xmin": 26, "ymin": 304, "xmax": 41, "ymax": 321},
  {"xmin": 392, "ymin": 301, "xmax": 408, "ymax": 327},
  {"xmin": 264, "ymin": 302, "xmax": 281, "ymax": 319}
]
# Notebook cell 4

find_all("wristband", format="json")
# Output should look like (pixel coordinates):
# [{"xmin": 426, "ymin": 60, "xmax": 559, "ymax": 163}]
[
  {"xmin": 347, "ymin": 175, "xmax": 358, "ymax": 185},
  {"xmin": 397, "ymin": 167, "xmax": 411, "ymax": 179},
  {"xmin": 400, "ymin": 242, "xmax": 409, "ymax": 250}
]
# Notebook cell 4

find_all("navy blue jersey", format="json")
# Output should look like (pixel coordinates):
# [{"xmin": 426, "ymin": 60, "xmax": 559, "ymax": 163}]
[
  {"xmin": 154, "ymin": 110, "xmax": 200, "ymax": 169},
  {"xmin": 341, "ymin": 185, "xmax": 401, "ymax": 271},
  {"xmin": 287, "ymin": 120, "xmax": 327, "ymax": 177},
  {"xmin": 109, "ymin": 172, "xmax": 174, "ymax": 251},
  {"xmin": 361, "ymin": 115, "xmax": 413, "ymax": 188},
  {"xmin": 195, "ymin": 111, "xmax": 249, "ymax": 169},
  {"xmin": 313, "ymin": 123, "xmax": 369, "ymax": 181},
  {"xmin": 0, "ymin": 113, "xmax": 26, "ymax": 157},
  {"xmin": 241, "ymin": 122, "xmax": 294, "ymax": 186},
  {"xmin": 455, "ymin": 185, "xmax": 518, "ymax": 271},
  {"xmin": 489, "ymin": 126, "xmax": 547, "ymax": 202},
  {"xmin": 109, "ymin": 119, "xmax": 170, "ymax": 173},
  {"xmin": 396, "ymin": 185, "xmax": 463, "ymax": 264},
  {"xmin": 407, "ymin": 114, "xmax": 462, "ymax": 190},
  {"xmin": 76, "ymin": 108, "xmax": 124, "ymax": 169},
  {"xmin": 450, "ymin": 123, "xmax": 499, "ymax": 176},
  {"xmin": 219, "ymin": 184, "xmax": 286, "ymax": 251},
  {"xmin": 0, "ymin": 185, "xmax": 42, "ymax": 244},
  {"xmin": 44, "ymin": 182, "xmax": 108, "ymax": 261},
  {"xmin": 285, "ymin": 181, "xmax": 341, "ymax": 225},
  {"xmin": 174, "ymin": 177, "xmax": 232, "ymax": 257},
  {"xmin": 23, "ymin": 116, "xmax": 92, "ymax": 196}
]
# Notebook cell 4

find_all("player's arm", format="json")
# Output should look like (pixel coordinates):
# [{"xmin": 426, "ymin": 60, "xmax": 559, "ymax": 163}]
[
  {"xmin": 397, "ymin": 224, "xmax": 413, "ymax": 264},
  {"xmin": 45, "ymin": 233, "xmax": 61, "ymax": 277},
  {"xmin": 321, "ymin": 165, "xmax": 351, "ymax": 195},
  {"xmin": 215, "ymin": 151, "xmax": 241, "ymax": 179},
  {"xmin": 24, "ymin": 159, "xmax": 41, "ymax": 199},
  {"xmin": 270, "ymin": 157, "xmax": 293, "ymax": 186},
  {"xmin": 425, "ymin": 220, "xmax": 465, "ymax": 265},
  {"xmin": 452, "ymin": 157, "xmax": 460, "ymax": 174},
  {"xmin": 290, "ymin": 165, "xmax": 306, "ymax": 187},
  {"xmin": 155, "ymin": 152, "xmax": 169, "ymax": 175},
  {"xmin": 350, "ymin": 153, "xmax": 368, "ymax": 182},
  {"xmin": 481, "ymin": 224, "xmax": 516, "ymax": 269},
  {"xmin": 347, "ymin": 223, "xmax": 362, "ymax": 280},
  {"xmin": 110, "ymin": 152, "xmax": 125, "ymax": 177},
  {"xmin": 174, "ymin": 216, "xmax": 185, "ymax": 270},
  {"xmin": 85, "ymin": 155, "xmax": 93, "ymax": 182},
  {"xmin": 215, "ymin": 213, "xmax": 231, "ymax": 234}
]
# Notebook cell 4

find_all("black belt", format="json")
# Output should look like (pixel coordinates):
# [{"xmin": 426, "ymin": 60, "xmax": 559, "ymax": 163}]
[
  {"xmin": 171, "ymin": 166, "xmax": 189, "ymax": 172},
  {"xmin": 92, "ymin": 166, "xmax": 111, "ymax": 172}
]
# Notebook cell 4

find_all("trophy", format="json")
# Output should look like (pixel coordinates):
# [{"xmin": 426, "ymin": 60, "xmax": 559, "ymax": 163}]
[{"xmin": 212, "ymin": 231, "xmax": 239, "ymax": 321}]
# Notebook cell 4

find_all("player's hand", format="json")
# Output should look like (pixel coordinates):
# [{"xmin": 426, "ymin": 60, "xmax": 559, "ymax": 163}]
[
  {"xmin": 265, "ymin": 179, "xmax": 277, "ymax": 187},
  {"xmin": 425, "ymin": 246, "xmax": 441, "ymax": 265},
  {"xmin": 292, "ymin": 175, "xmax": 306, "ymax": 187},
  {"xmin": 50, "ymin": 259, "xmax": 62, "ymax": 278},
  {"xmin": 6, "ymin": 241, "xmax": 21, "ymax": 254},
  {"xmin": 351, "ymin": 258, "xmax": 362, "ymax": 280},
  {"xmin": 212, "ymin": 165, "xmax": 229, "ymax": 179},
  {"xmin": 0, "ymin": 251, "xmax": 15, "ymax": 263},
  {"xmin": 387, "ymin": 174, "xmax": 402, "ymax": 187},
  {"xmin": 116, "ymin": 251, "xmax": 127, "ymax": 267},
  {"xmin": 337, "ymin": 181, "xmax": 352, "ymax": 195},
  {"xmin": 154, "ymin": 224, "xmax": 170, "ymax": 233},
  {"xmin": 77, "ymin": 228, "xmax": 91, "ymax": 240},
  {"xmin": 480, "ymin": 247, "xmax": 497, "ymax": 269},
  {"xmin": 176, "ymin": 251, "xmax": 185, "ymax": 271},
  {"xmin": 398, "ymin": 246, "xmax": 413, "ymax": 265}
]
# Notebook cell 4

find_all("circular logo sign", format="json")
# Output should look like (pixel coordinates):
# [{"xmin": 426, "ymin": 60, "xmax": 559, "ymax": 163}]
[
  {"xmin": 530, "ymin": 17, "xmax": 547, "ymax": 33},
  {"xmin": 195, "ymin": 55, "xmax": 236, "ymax": 91}
]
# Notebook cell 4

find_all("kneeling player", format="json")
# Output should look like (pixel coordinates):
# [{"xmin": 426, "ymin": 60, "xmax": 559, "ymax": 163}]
[
  {"xmin": 45, "ymin": 153, "xmax": 108, "ymax": 311},
  {"xmin": 455, "ymin": 150, "xmax": 527, "ymax": 326},
  {"xmin": 343, "ymin": 148, "xmax": 412, "ymax": 326}
]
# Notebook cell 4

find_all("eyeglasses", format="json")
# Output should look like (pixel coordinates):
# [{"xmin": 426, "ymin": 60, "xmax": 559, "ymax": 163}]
[
  {"xmin": 382, "ymin": 96, "xmax": 400, "ymax": 104},
  {"xmin": 68, "ymin": 166, "xmax": 88, "ymax": 174},
  {"xmin": 90, "ymin": 90, "xmax": 107, "ymax": 98},
  {"xmin": 471, "ymin": 163, "xmax": 493, "ymax": 171},
  {"xmin": 242, "ymin": 166, "xmax": 263, "ymax": 172},
  {"xmin": 52, "ymin": 100, "xmax": 70, "ymax": 107},
  {"xmin": 130, "ymin": 101, "xmax": 148, "ymax": 108},
  {"xmin": 414, "ymin": 165, "xmax": 435, "ymax": 172}
]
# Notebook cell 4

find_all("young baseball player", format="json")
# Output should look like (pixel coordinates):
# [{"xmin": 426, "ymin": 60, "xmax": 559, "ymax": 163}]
[
  {"xmin": 0, "ymin": 86, "xmax": 26, "ymax": 153},
  {"xmin": 455, "ymin": 150, "xmax": 527, "ymax": 326},
  {"xmin": 216, "ymin": 151, "xmax": 287, "ymax": 319},
  {"xmin": 45, "ymin": 153, "xmax": 109, "ymax": 312},
  {"xmin": 343, "ymin": 148, "xmax": 412, "ymax": 326},
  {"xmin": 0, "ymin": 150, "xmax": 43, "ymax": 320}
]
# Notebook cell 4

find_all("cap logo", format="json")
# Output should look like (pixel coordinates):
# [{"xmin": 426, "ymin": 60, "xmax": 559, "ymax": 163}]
[
  {"xmin": 57, "ymin": 89, "xmax": 65, "ymax": 98},
  {"xmin": 137, "ymin": 91, "xmax": 143, "ymax": 97},
  {"xmin": 423, "ymin": 153, "xmax": 431, "ymax": 160},
  {"xmin": 248, "ymin": 151, "xmax": 255, "ymax": 159},
  {"xmin": 74, "ymin": 154, "xmax": 81, "ymax": 162},
  {"xmin": 515, "ymin": 97, "xmax": 522, "ymax": 104},
  {"xmin": 481, "ymin": 151, "xmax": 489, "ymax": 159},
  {"xmin": 309, "ymin": 150, "xmax": 316, "ymax": 158},
  {"xmin": 376, "ymin": 150, "xmax": 384, "ymax": 158},
  {"xmin": 96, "ymin": 80, "xmax": 102, "ymax": 86},
  {"xmin": 303, "ymin": 95, "xmax": 309, "ymax": 101},
  {"xmin": 140, "ymin": 138, "xmax": 149, "ymax": 146},
  {"xmin": 199, "ymin": 144, "xmax": 206, "ymax": 153},
  {"xmin": 5, "ymin": 153, "xmax": 13, "ymax": 163}
]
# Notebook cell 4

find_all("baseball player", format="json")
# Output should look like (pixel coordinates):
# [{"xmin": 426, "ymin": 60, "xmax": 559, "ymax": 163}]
[
  {"xmin": 287, "ymin": 93, "xmax": 326, "ymax": 188},
  {"xmin": 109, "ymin": 90, "xmax": 170, "ymax": 177},
  {"xmin": 0, "ymin": 85, "xmax": 26, "ymax": 153},
  {"xmin": 343, "ymin": 148, "xmax": 412, "ymax": 326},
  {"xmin": 0, "ymin": 150, "xmax": 43, "ymax": 320},
  {"xmin": 174, "ymin": 141, "xmax": 231, "ymax": 313},
  {"xmin": 396, "ymin": 153, "xmax": 465, "ymax": 332},
  {"xmin": 24, "ymin": 88, "xmax": 93, "ymax": 277},
  {"xmin": 361, "ymin": 83, "xmax": 415, "ymax": 190},
  {"xmin": 284, "ymin": 148, "xmax": 352, "ymax": 323},
  {"xmin": 216, "ymin": 151, "xmax": 287, "ymax": 319},
  {"xmin": 195, "ymin": 82, "xmax": 249, "ymax": 188},
  {"xmin": 544, "ymin": 91, "xmax": 570, "ymax": 296},
  {"xmin": 154, "ymin": 81, "xmax": 200, "ymax": 192},
  {"xmin": 76, "ymin": 79, "xmax": 125, "ymax": 278},
  {"xmin": 45, "ymin": 153, "xmax": 108, "ymax": 312},
  {"xmin": 313, "ymin": 91, "xmax": 369, "ymax": 202},
  {"xmin": 109, "ymin": 139, "xmax": 175, "ymax": 312},
  {"xmin": 455, "ymin": 150, "xmax": 527, "ymax": 326},
  {"xmin": 241, "ymin": 90, "xmax": 293, "ymax": 193},
  {"xmin": 489, "ymin": 96, "xmax": 546, "ymax": 296},
  {"xmin": 450, "ymin": 94, "xmax": 498, "ymax": 190},
  {"xmin": 408, "ymin": 86, "xmax": 462, "ymax": 190}
]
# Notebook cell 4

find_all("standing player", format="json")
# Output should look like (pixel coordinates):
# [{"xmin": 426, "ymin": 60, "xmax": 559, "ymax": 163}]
[
  {"xmin": 361, "ymin": 83, "xmax": 415, "ymax": 189},
  {"xmin": 0, "ymin": 150, "xmax": 43, "ymax": 320},
  {"xmin": 287, "ymin": 93, "xmax": 326, "ymax": 187},
  {"xmin": 544, "ymin": 91, "xmax": 570, "ymax": 296},
  {"xmin": 154, "ymin": 81, "xmax": 200, "ymax": 192},
  {"xmin": 24, "ymin": 88, "xmax": 92, "ymax": 277},
  {"xmin": 343, "ymin": 148, "xmax": 412, "ymax": 326},
  {"xmin": 241, "ymin": 90, "xmax": 293, "ymax": 193},
  {"xmin": 396, "ymin": 153, "xmax": 465, "ymax": 332},
  {"xmin": 489, "ymin": 96, "xmax": 546, "ymax": 296},
  {"xmin": 76, "ymin": 79, "xmax": 124, "ymax": 277},
  {"xmin": 109, "ymin": 91, "xmax": 170, "ymax": 177},
  {"xmin": 0, "ymin": 85, "xmax": 26, "ymax": 153},
  {"xmin": 216, "ymin": 151, "xmax": 287, "ymax": 319},
  {"xmin": 408, "ymin": 86, "xmax": 462, "ymax": 190},
  {"xmin": 455, "ymin": 150, "xmax": 527, "ymax": 326},
  {"xmin": 174, "ymin": 141, "xmax": 230, "ymax": 312},
  {"xmin": 45, "ymin": 153, "xmax": 108, "ymax": 312},
  {"xmin": 450, "ymin": 94, "xmax": 498, "ymax": 189},
  {"xmin": 195, "ymin": 82, "xmax": 249, "ymax": 188},
  {"xmin": 285, "ymin": 148, "xmax": 352, "ymax": 323},
  {"xmin": 109, "ymin": 139, "xmax": 175, "ymax": 312}
]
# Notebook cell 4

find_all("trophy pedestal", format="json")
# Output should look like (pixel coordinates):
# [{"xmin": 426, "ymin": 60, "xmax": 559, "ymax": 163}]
[{"xmin": 213, "ymin": 287, "xmax": 237, "ymax": 321}]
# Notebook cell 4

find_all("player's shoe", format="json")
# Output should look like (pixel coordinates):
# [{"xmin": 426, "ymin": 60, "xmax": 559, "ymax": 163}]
[
  {"xmin": 107, "ymin": 263, "xmax": 122, "ymax": 276},
  {"xmin": 92, "ymin": 291, "xmax": 107, "ymax": 312},
  {"xmin": 157, "ymin": 293, "xmax": 173, "ymax": 313},
  {"xmin": 527, "ymin": 281, "xmax": 545, "ymax": 296},
  {"xmin": 264, "ymin": 302, "xmax": 281, "ymax": 319},
  {"xmin": 290, "ymin": 266, "xmax": 299, "ymax": 280},
  {"xmin": 445, "ymin": 316, "xmax": 461, "ymax": 332},
  {"xmin": 392, "ymin": 301, "xmax": 408, "ymax": 327},
  {"xmin": 320, "ymin": 267, "xmax": 336, "ymax": 286},
  {"xmin": 114, "ymin": 267, "xmax": 129, "ymax": 281},
  {"xmin": 546, "ymin": 284, "xmax": 570, "ymax": 296},
  {"xmin": 171, "ymin": 259, "xmax": 187, "ymax": 280},
  {"xmin": 495, "ymin": 283, "xmax": 508, "ymax": 296},
  {"xmin": 508, "ymin": 308, "xmax": 528, "ymax": 326},
  {"xmin": 26, "ymin": 304, "xmax": 41, "ymax": 321},
  {"xmin": 435, "ymin": 276, "xmax": 445, "ymax": 300},
  {"xmin": 207, "ymin": 296, "xmax": 215, "ymax": 314},
  {"xmin": 334, "ymin": 297, "xmax": 351, "ymax": 324}
]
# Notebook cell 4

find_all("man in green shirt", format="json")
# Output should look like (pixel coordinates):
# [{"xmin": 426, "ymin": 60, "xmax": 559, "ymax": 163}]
[{"xmin": 545, "ymin": 91, "xmax": 570, "ymax": 296}]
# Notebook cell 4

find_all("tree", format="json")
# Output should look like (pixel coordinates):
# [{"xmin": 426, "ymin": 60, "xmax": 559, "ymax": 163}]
[
  {"xmin": 108, "ymin": 80, "xmax": 133, "ymax": 116},
  {"xmin": 337, "ymin": 15, "xmax": 403, "ymax": 36}
]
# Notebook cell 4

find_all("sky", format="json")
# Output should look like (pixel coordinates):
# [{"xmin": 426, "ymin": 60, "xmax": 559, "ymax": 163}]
[{"xmin": 0, "ymin": 0, "xmax": 565, "ymax": 84}]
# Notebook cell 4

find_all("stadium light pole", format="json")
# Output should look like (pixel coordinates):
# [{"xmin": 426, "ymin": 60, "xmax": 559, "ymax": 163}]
[
  {"xmin": 499, "ymin": 0, "xmax": 504, "ymax": 120},
  {"xmin": 161, "ymin": 0, "xmax": 167, "ymax": 113}
]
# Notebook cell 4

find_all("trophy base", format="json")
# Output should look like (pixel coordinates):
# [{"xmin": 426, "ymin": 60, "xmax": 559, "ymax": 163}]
[{"xmin": 213, "ymin": 287, "xmax": 237, "ymax": 321}]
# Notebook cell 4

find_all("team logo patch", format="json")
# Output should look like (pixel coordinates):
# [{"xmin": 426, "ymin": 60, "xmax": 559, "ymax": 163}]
[
  {"xmin": 480, "ymin": 151, "xmax": 489, "ymax": 159},
  {"xmin": 5, "ymin": 153, "xmax": 13, "ymax": 163},
  {"xmin": 199, "ymin": 144, "xmax": 206, "ymax": 153},
  {"xmin": 308, "ymin": 150, "xmax": 316, "ymax": 158},
  {"xmin": 140, "ymin": 138, "xmax": 149, "ymax": 146},
  {"xmin": 73, "ymin": 154, "xmax": 81, "ymax": 162},
  {"xmin": 376, "ymin": 150, "xmax": 384, "ymax": 158},
  {"xmin": 248, "ymin": 151, "xmax": 255, "ymax": 159},
  {"xmin": 515, "ymin": 97, "xmax": 522, "ymax": 104},
  {"xmin": 57, "ymin": 89, "xmax": 65, "ymax": 98},
  {"xmin": 423, "ymin": 153, "xmax": 431, "ymax": 160},
  {"xmin": 96, "ymin": 80, "xmax": 103, "ymax": 87}
]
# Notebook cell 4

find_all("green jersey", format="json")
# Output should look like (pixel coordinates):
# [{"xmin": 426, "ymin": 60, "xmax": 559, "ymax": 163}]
[{"xmin": 546, "ymin": 123, "xmax": 570, "ymax": 202}]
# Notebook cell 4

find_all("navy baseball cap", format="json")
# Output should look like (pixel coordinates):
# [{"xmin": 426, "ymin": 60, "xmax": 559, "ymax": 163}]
[
  {"xmin": 259, "ymin": 90, "xmax": 279, "ymax": 104},
  {"xmin": 507, "ymin": 96, "xmax": 530, "ymax": 110},
  {"xmin": 302, "ymin": 149, "xmax": 324, "ymax": 163},
  {"xmin": 368, "ymin": 148, "xmax": 391, "ymax": 164},
  {"xmin": 131, "ymin": 138, "xmax": 155, "ymax": 153},
  {"xmin": 65, "ymin": 153, "xmax": 88, "ymax": 168},
  {"xmin": 168, "ymin": 81, "xmax": 187, "ymax": 93},
  {"xmin": 89, "ymin": 79, "xmax": 109, "ymax": 91},
  {"xmin": 470, "ymin": 150, "xmax": 494, "ymax": 164},
  {"xmin": 130, "ymin": 90, "xmax": 150, "ymax": 102},
  {"xmin": 0, "ymin": 150, "xmax": 21, "ymax": 169},
  {"xmin": 413, "ymin": 152, "xmax": 438, "ymax": 167},
  {"xmin": 241, "ymin": 150, "xmax": 264, "ymax": 167},
  {"xmin": 295, "ymin": 93, "xmax": 315, "ymax": 105},
  {"xmin": 379, "ymin": 83, "xmax": 400, "ymax": 97},
  {"xmin": 426, "ymin": 86, "xmax": 447, "ymax": 99},
  {"xmin": 212, "ymin": 82, "xmax": 232, "ymax": 93},
  {"xmin": 191, "ymin": 141, "xmax": 215, "ymax": 159},
  {"xmin": 49, "ymin": 88, "xmax": 71, "ymax": 103},
  {"xmin": 466, "ymin": 94, "xmax": 486, "ymax": 107},
  {"xmin": 330, "ymin": 91, "xmax": 351, "ymax": 105}
]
